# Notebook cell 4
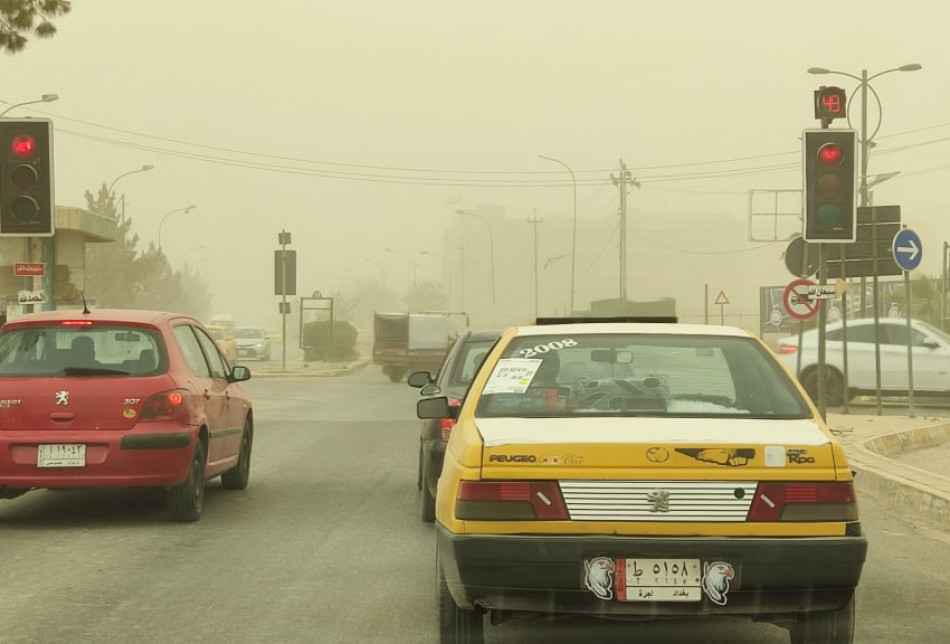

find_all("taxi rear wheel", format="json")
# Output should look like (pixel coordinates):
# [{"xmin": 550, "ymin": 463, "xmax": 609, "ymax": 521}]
[
  {"xmin": 437, "ymin": 561, "xmax": 484, "ymax": 644},
  {"xmin": 788, "ymin": 593, "xmax": 855, "ymax": 643}
]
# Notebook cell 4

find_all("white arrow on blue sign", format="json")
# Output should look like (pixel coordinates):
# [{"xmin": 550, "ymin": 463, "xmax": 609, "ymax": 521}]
[{"xmin": 892, "ymin": 228, "xmax": 923, "ymax": 271}]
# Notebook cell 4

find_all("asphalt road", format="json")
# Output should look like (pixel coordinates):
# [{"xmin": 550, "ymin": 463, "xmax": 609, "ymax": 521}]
[{"xmin": 1, "ymin": 368, "xmax": 949, "ymax": 643}]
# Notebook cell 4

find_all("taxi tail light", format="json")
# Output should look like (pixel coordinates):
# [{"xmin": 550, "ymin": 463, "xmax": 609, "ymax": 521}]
[
  {"xmin": 777, "ymin": 344, "xmax": 798, "ymax": 355},
  {"xmin": 140, "ymin": 389, "xmax": 190, "ymax": 422},
  {"xmin": 439, "ymin": 397, "xmax": 462, "ymax": 441},
  {"xmin": 455, "ymin": 481, "xmax": 569, "ymax": 520},
  {"xmin": 747, "ymin": 482, "xmax": 858, "ymax": 522}
]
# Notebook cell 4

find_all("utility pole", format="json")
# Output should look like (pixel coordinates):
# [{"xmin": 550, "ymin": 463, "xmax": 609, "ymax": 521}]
[
  {"xmin": 528, "ymin": 214, "xmax": 543, "ymax": 319},
  {"xmin": 611, "ymin": 160, "xmax": 638, "ymax": 300}
]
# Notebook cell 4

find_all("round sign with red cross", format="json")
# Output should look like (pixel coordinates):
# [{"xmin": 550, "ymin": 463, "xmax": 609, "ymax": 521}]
[{"xmin": 783, "ymin": 279, "xmax": 819, "ymax": 321}]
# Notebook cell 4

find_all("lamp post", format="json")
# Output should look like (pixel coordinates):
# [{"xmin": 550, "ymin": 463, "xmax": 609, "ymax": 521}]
[
  {"xmin": 420, "ymin": 250, "xmax": 452, "ymax": 309},
  {"xmin": 385, "ymin": 247, "xmax": 414, "ymax": 310},
  {"xmin": 0, "ymin": 93, "xmax": 58, "ymax": 118},
  {"xmin": 807, "ymin": 63, "xmax": 922, "ymax": 416},
  {"xmin": 455, "ymin": 209, "xmax": 496, "ymax": 308},
  {"xmin": 107, "ymin": 164, "xmax": 155, "ymax": 224},
  {"xmin": 538, "ymin": 155, "xmax": 577, "ymax": 313},
  {"xmin": 158, "ymin": 204, "xmax": 197, "ymax": 251}
]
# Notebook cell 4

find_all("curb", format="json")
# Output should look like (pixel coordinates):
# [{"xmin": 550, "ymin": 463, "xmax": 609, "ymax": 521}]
[{"xmin": 846, "ymin": 422, "xmax": 950, "ymax": 531}]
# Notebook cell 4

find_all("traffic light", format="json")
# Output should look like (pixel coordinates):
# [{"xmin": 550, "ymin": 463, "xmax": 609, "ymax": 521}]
[
  {"xmin": 0, "ymin": 118, "xmax": 54, "ymax": 236},
  {"xmin": 803, "ymin": 128, "xmax": 857, "ymax": 243}
]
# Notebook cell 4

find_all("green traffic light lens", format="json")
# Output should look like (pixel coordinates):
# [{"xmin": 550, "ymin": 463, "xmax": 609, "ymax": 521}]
[
  {"xmin": 817, "ymin": 203, "xmax": 842, "ymax": 228},
  {"xmin": 11, "ymin": 195, "xmax": 39, "ymax": 222}
]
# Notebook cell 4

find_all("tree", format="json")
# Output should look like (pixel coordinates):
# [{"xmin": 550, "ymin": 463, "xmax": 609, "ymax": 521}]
[
  {"xmin": 83, "ymin": 181, "xmax": 213, "ymax": 319},
  {"xmin": 0, "ymin": 0, "xmax": 71, "ymax": 54}
]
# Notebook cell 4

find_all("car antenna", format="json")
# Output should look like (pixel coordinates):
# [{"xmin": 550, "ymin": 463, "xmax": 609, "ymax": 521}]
[{"xmin": 81, "ymin": 292, "xmax": 91, "ymax": 315}]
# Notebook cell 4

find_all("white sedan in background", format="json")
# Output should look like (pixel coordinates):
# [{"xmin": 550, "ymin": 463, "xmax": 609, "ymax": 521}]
[{"xmin": 776, "ymin": 317, "xmax": 950, "ymax": 406}]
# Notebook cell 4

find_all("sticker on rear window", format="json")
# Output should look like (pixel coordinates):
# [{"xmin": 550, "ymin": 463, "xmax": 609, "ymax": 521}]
[{"xmin": 483, "ymin": 358, "xmax": 542, "ymax": 394}]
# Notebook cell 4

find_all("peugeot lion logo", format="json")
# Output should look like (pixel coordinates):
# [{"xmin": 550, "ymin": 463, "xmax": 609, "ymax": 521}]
[{"xmin": 646, "ymin": 489, "xmax": 670, "ymax": 513}]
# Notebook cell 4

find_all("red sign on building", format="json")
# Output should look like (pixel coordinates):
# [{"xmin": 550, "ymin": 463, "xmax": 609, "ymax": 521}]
[{"xmin": 14, "ymin": 263, "xmax": 45, "ymax": 276}]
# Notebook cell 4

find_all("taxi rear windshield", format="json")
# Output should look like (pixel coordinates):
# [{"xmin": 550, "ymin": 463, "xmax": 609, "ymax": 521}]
[
  {"xmin": 476, "ymin": 333, "xmax": 810, "ymax": 419},
  {"xmin": 0, "ymin": 325, "xmax": 166, "ymax": 377}
]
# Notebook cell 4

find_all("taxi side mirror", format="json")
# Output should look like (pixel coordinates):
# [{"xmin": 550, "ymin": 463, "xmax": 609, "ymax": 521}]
[{"xmin": 417, "ymin": 396, "xmax": 457, "ymax": 420}]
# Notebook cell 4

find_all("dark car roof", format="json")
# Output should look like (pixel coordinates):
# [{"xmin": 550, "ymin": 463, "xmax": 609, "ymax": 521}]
[{"xmin": 1, "ymin": 309, "xmax": 194, "ymax": 328}]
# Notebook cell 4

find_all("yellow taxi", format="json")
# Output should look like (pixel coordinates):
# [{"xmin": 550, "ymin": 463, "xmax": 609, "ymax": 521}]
[
  {"xmin": 418, "ymin": 318, "xmax": 866, "ymax": 644},
  {"xmin": 206, "ymin": 324, "xmax": 237, "ymax": 363}
]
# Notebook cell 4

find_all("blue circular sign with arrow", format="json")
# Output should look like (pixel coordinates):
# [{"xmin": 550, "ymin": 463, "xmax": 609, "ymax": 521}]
[{"xmin": 892, "ymin": 228, "xmax": 923, "ymax": 271}]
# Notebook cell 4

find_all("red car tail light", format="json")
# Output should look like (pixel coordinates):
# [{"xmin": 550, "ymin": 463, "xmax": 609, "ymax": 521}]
[
  {"xmin": 140, "ymin": 389, "xmax": 190, "ymax": 422},
  {"xmin": 777, "ymin": 344, "xmax": 798, "ymax": 355},
  {"xmin": 61, "ymin": 320, "xmax": 94, "ymax": 327},
  {"xmin": 747, "ymin": 482, "xmax": 858, "ymax": 522},
  {"xmin": 455, "ymin": 481, "xmax": 569, "ymax": 520},
  {"xmin": 439, "ymin": 398, "xmax": 462, "ymax": 441}
]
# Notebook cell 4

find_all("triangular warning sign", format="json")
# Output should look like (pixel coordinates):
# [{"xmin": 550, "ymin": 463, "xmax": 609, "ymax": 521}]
[{"xmin": 714, "ymin": 291, "xmax": 729, "ymax": 305}]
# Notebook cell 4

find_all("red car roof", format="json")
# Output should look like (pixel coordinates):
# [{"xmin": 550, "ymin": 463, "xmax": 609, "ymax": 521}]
[{"xmin": 1, "ymin": 309, "xmax": 196, "ymax": 328}]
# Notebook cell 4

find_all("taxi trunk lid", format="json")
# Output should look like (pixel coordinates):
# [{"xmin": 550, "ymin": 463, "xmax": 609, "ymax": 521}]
[{"xmin": 477, "ymin": 416, "xmax": 839, "ymax": 481}]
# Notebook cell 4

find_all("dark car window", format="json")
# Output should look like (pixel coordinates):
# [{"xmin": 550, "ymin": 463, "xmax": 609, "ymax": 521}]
[
  {"xmin": 451, "ymin": 339, "xmax": 496, "ymax": 386},
  {"xmin": 0, "ymin": 325, "xmax": 163, "ymax": 377},
  {"xmin": 172, "ymin": 324, "xmax": 212, "ymax": 378},
  {"xmin": 477, "ymin": 333, "xmax": 809, "ymax": 419}
]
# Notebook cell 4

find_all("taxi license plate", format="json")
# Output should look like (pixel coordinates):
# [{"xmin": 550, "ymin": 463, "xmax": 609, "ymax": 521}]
[
  {"xmin": 617, "ymin": 558, "xmax": 702, "ymax": 602},
  {"xmin": 37, "ymin": 444, "xmax": 86, "ymax": 468}
]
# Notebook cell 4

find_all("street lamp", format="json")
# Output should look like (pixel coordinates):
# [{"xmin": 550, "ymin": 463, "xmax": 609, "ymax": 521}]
[
  {"xmin": 455, "ymin": 209, "xmax": 496, "ymax": 308},
  {"xmin": 0, "ymin": 93, "xmax": 58, "ymax": 118},
  {"xmin": 158, "ymin": 204, "xmax": 197, "ymax": 251},
  {"xmin": 420, "ymin": 250, "xmax": 452, "ymax": 309},
  {"xmin": 539, "ymin": 155, "xmax": 577, "ymax": 313},
  {"xmin": 385, "ymin": 247, "xmax": 414, "ymax": 310},
  {"xmin": 107, "ymin": 164, "xmax": 155, "ymax": 223}
]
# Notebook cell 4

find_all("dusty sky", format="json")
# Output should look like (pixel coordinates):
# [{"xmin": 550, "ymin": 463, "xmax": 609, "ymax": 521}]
[{"xmin": 1, "ymin": 0, "xmax": 948, "ymax": 329}]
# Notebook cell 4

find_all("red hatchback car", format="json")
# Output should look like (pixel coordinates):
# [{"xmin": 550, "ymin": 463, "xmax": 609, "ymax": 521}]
[{"xmin": 0, "ymin": 309, "xmax": 253, "ymax": 522}]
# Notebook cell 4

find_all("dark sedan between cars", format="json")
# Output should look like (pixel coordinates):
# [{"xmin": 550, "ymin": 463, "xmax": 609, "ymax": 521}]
[{"xmin": 408, "ymin": 330, "xmax": 499, "ymax": 522}]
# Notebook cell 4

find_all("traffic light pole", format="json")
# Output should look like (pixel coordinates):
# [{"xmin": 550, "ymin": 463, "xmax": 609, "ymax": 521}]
[{"xmin": 858, "ymin": 69, "xmax": 885, "ymax": 416}]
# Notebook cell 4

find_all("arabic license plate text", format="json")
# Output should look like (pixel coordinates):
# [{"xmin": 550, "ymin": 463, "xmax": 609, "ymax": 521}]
[
  {"xmin": 618, "ymin": 558, "xmax": 702, "ymax": 602},
  {"xmin": 37, "ymin": 444, "xmax": 86, "ymax": 468}
]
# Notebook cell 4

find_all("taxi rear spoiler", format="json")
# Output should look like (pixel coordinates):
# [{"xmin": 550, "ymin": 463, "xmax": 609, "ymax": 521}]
[{"xmin": 535, "ymin": 316, "xmax": 678, "ymax": 325}]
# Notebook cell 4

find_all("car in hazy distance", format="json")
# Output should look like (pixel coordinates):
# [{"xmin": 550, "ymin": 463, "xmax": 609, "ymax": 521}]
[
  {"xmin": 408, "ymin": 329, "xmax": 500, "ymax": 522},
  {"xmin": 0, "ymin": 308, "xmax": 254, "ymax": 522},
  {"xmin": 206, "ymin": 324, "xmax": 238, "ymax": 362},
  {"xmin": 233, "ymin": 326, "xmax": 271, "ymax": 360}
]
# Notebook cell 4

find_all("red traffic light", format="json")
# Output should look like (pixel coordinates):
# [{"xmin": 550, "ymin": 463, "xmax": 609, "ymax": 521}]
[
  {"xmin": 817, "ymin": 143, "xmax": 844, "ymax": 166},
  {"xmin": 11, "ymin": 135, "xmax": 35, "ymax": 158}
]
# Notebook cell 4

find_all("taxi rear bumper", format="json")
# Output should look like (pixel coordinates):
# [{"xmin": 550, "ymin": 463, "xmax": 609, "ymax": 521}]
[{"xmin": 436, "ymin": 525, "xmax": 867, "ymax": 618}]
